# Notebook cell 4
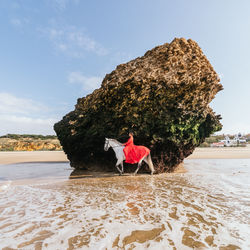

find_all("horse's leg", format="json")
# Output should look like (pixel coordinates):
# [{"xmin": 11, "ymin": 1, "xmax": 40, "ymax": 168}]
[
  {"xmin": 145, "ymin": 154, "xmax": 155, "ymax": 175},
  {"xmin": 120, "ymin": 161, "xmax": 124, "ymax": 174},
  {"xmin": 115, "ymin": 160, "xmax": 122, "ymax": 175},
  {"xmin": 142, "ymin": 157, "xmax": 151, "ymax": 175},
  {"xmin": 133, "ymin": 164, "xmax": 140, "ymax": 176},
  {"xmin": 143, "ymin": 157, "xmax": 149, "ymax": 165},
  {"xmin": 133, "ymin": 157, "xmax": 144, "ymax": 175},
  {"xmin": 116, "ymin": 165, "xmax": 122, "ymax": 175}
]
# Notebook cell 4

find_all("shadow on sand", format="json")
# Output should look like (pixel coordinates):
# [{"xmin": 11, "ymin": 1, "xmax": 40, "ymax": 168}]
[{"xmin": 69, "ymin": 169, "xmax": 153, "ymax": 179}]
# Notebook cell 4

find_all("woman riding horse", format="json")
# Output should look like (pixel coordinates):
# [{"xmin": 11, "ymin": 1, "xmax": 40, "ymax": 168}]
[
  {"xmin": 104, "ymin": 132, "xmax": 154, "ymax": 175},
  {"xmin": 123, "ymin": 132, "xmax": 150, "ymax": 165}
]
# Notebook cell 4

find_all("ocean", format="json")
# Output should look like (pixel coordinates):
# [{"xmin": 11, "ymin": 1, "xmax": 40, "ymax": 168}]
[{"xmin": 0, "ymin": 159, "xmax": 249, "ymax": 249}]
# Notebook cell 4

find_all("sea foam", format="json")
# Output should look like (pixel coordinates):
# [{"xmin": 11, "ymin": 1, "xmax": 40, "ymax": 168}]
[{"xmin": 0, "ymin": 160, "xmax": 249, "ymax": 249}]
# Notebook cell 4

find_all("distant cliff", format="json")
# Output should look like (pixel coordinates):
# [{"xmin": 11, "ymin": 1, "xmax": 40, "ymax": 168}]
[{"xmin": 0, "ymin": 134, "xmax": 62, "ymax": 151}]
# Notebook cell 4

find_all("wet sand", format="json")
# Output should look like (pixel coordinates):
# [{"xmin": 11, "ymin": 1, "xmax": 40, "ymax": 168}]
[
  {"xmin": 1, "ymin": 148, "xmax": 250, "ymax": 249},
  {"xmin": 0, "ymin": 146, "xmax": 250, "ymax": 165},
  {"xmin": 0, "ymin": 159, "xmax": 249, "ymax": 249}
]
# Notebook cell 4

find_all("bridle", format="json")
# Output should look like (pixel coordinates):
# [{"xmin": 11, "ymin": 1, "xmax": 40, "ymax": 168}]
[{"xmin": 104, "ymin": 139, "xmax": 110, "ymax": 151}]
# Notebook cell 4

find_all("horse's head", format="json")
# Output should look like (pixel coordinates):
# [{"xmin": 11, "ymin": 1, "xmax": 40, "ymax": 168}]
[{"xmin": 104, "ymin": 138, "xmax": 110, "ymax": 151}]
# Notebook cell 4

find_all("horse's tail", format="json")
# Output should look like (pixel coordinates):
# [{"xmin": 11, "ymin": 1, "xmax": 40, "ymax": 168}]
[{"xmin": 146, "ymin": 153, "xmax": 155, "ymax": 174}]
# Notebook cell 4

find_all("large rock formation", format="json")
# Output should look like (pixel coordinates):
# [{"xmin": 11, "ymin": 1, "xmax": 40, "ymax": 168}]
[{"xmin": 54, "ymin": 38, "xmax": 223, "ymax": 173}]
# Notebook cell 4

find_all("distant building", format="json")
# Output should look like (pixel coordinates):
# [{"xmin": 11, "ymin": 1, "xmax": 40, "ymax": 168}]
[{"xmin": 211, "ymin": 134, "xmax": 247, "ymax": 147}]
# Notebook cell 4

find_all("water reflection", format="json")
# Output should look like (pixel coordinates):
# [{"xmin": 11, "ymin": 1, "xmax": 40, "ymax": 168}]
[{"xmin": 69, "ymin": 169, "xmax": 120, "ymax": 179}]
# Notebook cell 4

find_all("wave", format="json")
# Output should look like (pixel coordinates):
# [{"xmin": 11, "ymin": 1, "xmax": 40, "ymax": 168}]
[{"xmin": 0, "ymin": 177, "xmax": 12, "ymax": 192}]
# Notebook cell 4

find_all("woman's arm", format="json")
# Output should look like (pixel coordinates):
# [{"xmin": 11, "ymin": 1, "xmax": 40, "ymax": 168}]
[{"xmin": 124, "ymin": 136, "xmax": 133, "ymax": 146}]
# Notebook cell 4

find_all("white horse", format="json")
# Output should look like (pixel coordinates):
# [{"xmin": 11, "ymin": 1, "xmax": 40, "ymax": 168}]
[{"xmin": 104, "ymin": 138, "xmax": 155, "ymax": 175}]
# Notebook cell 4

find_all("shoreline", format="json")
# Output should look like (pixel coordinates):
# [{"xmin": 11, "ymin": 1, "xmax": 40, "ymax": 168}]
[
  {"xmin": 187, "ymin": 145, "xmax": 250, "ymax": 159},
  {"xmin": 0, "ymin": 146, "xmax": 249, "ymax": 165},
  {"xmin": 0, "ymin": 151, "xmax": 68, "ymax": 165}
]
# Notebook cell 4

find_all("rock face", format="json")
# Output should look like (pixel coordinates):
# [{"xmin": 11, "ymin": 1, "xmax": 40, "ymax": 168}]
[{"xmin": 54, "ymin": 38, "xmax": 223, "ymax": 173}]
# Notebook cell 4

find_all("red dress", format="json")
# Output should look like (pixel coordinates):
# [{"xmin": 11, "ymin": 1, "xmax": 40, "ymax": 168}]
[{"xmin": 123, "ymin": 135, "xmax": 150, "ymax": 164}]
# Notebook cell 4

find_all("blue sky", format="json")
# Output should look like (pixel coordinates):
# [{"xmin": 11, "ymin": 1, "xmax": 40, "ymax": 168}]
[{"xmin": 0, "ymin": 0, "xmax": 250, "ymax": 135}]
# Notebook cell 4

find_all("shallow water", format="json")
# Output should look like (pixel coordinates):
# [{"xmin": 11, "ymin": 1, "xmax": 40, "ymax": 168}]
[{"xmin": 0, "ymin": 159, "xmax": 249, "ymax": 249}]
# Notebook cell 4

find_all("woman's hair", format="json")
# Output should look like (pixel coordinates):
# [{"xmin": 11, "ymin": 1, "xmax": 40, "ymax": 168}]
[{"xmin": 129, "ymin": 131, "xmax": 134, "ymax": 136}]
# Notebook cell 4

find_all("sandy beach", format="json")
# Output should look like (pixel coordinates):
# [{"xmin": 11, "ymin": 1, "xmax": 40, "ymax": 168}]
[
  {"xmin": 188, "ymin": 145, "xmax": 250, "ymax": 159},
  {"xmin": 1, "ymin": 149, "xmax": 249, "ymax": 249},
  {"xmin": 0, "ymin": 151, "xmax": 69, "ymax": 165},
  {"xmin": 0, "ymin": 146, "xmax": 250, "ymax": 165}
]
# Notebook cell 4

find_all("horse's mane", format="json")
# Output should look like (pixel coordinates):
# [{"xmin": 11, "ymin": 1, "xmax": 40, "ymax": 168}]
[{"xmin": 109, "ymin": 138, "xmax": 123, "ymax": 146}]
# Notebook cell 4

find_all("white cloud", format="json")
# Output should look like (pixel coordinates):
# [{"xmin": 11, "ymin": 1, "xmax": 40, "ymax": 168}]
[
  {"xmin": 68, "ymin": 72, "xmax": 102, "ymax": 92},
  {"xmin": 0, "ymin": 115, "xmax": 57, "ymax": 135},
  {"xmin": 44, "ymin": 25, "xmax": 108, "ymax": 57},
  {"xmin": 11, "ymin": 2, "xmax": 21, "ymax": 9},
  {"xmin": 0, "ymin": 93, "xmax": 47, "ymax": 115},
  {"xmin": 0, "ymin": 93, "xmax": 57, "ymax": 135},
  {"xmin": 10, "ymin": 18, "xmax": 22, "ymax": 27},
  {"xmin": 53, "ymin": 0, "xmax": 68, "ymax": 10},
  {"xmin": 51, "ymin": 0, "xmax": 80, "ymax": 11},
  {"xmin": 10, "ymin": 18, "xmax": 29, "ymax": 28}
]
